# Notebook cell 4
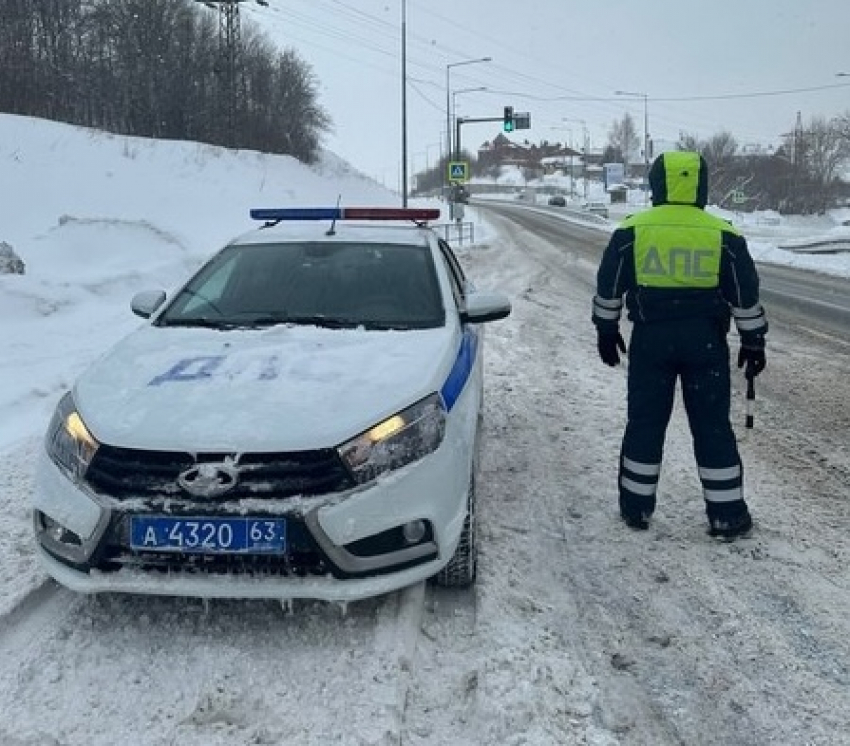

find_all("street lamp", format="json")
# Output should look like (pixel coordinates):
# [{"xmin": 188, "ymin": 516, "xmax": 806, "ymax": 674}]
[
  {"xmin": 563, "ymin": 118, "xmax": 589, "ymax": 200},
  {"xmin": 452, "ymin": 86, "xmax": 487, "ymax": 160},
  {"xmin": 557, "ymin": 127, "xmax": 573, "ymax": 195},
  {"xmin": 446, "ymin": 57, "xmax": 492, "ymax": 168},
  {"xmin": 615, "ymin": 90, "xmax": 649, "ymax": 202},
  {"xmin": 401, "ymin": 0, "xmax": 408, "ymax": 206}
]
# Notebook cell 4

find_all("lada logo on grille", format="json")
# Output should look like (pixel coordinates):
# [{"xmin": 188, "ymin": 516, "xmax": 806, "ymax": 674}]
[{"xmin": 177, "ymin": 462, "xmax": 240, "ymax": 498}]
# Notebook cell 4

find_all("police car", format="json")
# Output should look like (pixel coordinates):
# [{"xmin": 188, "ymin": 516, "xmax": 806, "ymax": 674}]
[{"xmin": 33, "ymin": 207, "xmax": 511, "ymax": 601}]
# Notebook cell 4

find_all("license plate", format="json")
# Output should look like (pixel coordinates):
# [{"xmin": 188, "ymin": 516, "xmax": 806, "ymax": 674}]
[{"xmin": 130, "ymin": 516, "xmax": 286, "ymax": 554}]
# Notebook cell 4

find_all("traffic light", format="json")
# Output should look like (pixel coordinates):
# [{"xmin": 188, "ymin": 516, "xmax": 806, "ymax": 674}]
[{"xmin": 503, "ymin": 106, "xmax": 514, "ymax": 133}]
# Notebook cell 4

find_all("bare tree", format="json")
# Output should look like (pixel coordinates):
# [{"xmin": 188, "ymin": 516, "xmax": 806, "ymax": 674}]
[
  {"xmin": 607, "ymin": 113, "xmax": 639, "ymax": 167},
  {"xmin": 702, "ymin": 131, "xmax": 739, "ymax": 203},
  {"xmin": 774, "ymin": 115, "xmax": 850, "ymax": 213},
  {"xmin": 0, "ymin": 0, "xmax": 37, "ymax": 113},
  {"xmin": 0, "ymin": 0, "xmax": 330, "ymax": 162},
  {"xmin": 677, "ymin": 132, "xmax": 701, "ymax": 152},
  {"xmin": 804, "ymin": 116, "xmax": 850, "ymax": 211},
  {"xmin": 601, "ymin": 144, "xmax": 624, "ymax": 164}
]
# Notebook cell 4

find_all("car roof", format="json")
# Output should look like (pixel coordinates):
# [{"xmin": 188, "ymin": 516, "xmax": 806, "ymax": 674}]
[{"xmin": 231, "ymin": 220, "xmax": 436, "ymax": 248}]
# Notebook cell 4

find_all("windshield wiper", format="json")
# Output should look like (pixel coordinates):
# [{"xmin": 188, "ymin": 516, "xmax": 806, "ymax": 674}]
[
  {"xmin": 159, "ymin": 317, "xmax": 243, "ymax": 330},
  {"xmin": 253, "ymin": 314, "xmax": 361, "ymax": 329},
  {"xmin": 162, "ymin": 314, "xmax": 398, "ymax": 330}
]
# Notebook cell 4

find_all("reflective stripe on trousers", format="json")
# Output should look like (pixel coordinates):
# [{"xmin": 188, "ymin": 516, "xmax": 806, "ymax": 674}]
[{"xmin": 618, "ymin": 317, "xmax": 748, "ymax": 519}]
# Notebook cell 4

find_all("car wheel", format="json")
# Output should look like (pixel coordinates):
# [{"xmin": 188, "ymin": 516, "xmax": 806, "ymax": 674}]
[{"xmin": 433, "ymin": 472, "xmax": 477, "ymax": 588}]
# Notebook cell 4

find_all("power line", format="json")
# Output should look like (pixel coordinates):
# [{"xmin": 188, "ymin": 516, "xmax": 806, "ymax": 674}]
[
  {"xmin": 475, "ymin": 81, "xmax": 850, "ymax": 104},
  {"xmin": 649, "ymin": 82, "xmax": 850, "ymax": 102},
  {"xmin": 246, "ymin": 1, "xmax": 850, "ymax": 149}
]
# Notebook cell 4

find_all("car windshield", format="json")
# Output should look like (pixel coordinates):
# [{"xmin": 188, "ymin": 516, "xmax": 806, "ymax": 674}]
[{"xmin": 157, "ymin": 241, "xmax": 445, "ymax": 331}]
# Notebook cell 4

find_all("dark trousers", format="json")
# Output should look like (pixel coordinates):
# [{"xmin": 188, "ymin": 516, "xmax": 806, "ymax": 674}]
[{"xmin": 619, "ymin": 317, "xmax": 748, "ymax": 521}]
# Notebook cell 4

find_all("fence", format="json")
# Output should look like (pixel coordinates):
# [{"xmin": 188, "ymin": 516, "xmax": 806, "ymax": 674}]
[
  {"xmin": 778, "ymin": 237, "xmax": 850, "ymax": 254},
  {"xmin": 433, "ymin": 221, "xmax": 475, "ymax": 245}
]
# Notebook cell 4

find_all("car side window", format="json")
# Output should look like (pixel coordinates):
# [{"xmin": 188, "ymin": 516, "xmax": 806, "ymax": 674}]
[
  {"xmin": 169, "ymin": 250, "xmax": 240, "ymax": 317},
  {"xmin": 437, "ymin": 239, "xmax": 467, "ymax": 310}
]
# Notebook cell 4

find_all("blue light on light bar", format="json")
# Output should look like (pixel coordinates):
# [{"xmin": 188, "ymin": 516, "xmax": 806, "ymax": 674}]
[{"xmin": 250, "ymin": 208, "xmax": 340, "ymax": 221}]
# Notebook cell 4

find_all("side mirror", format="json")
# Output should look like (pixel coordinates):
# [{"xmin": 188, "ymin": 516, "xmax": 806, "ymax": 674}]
[
  {"xmin": 460, "ymin": 291, "xmax": 512, "ymax": 324},
  {"xmin": 131, "ymin": 290, "xmax": 166, "ymax": 319}
]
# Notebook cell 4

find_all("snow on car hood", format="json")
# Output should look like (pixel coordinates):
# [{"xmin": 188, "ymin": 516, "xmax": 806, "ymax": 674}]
[{"xmin": 73, "ymin": 324, "xmax": 456, "ymax": 452}]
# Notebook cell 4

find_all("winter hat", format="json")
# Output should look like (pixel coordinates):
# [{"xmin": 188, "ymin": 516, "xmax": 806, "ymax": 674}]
[{"xmin": 648, "ymin": 151, "xmax": 708, "ymax": 208}]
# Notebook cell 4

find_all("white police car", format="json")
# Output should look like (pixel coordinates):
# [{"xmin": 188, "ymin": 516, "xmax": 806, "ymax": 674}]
[{"xmin": 34, "ymin": 207, "xmax": 511, "ymax": 601}]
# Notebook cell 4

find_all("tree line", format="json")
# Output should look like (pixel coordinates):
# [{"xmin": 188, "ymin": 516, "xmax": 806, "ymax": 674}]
[
  {"xmin": 0, "ymin": 0, "xmax": 330, "ymax": 162},
  {"xmin": 605, "ymin": 111, "xmax": 850, "ymax": 214}
]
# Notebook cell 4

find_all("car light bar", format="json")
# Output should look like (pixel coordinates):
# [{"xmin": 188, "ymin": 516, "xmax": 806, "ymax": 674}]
[{"xmin": 249, "ymin": 207, "xmax": 441, "ymax": 222}]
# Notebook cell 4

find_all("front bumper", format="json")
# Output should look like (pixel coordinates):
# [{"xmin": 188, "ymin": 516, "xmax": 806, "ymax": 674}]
[
  {"xmin": 33, "ymin": 440, "xmax": 470, "ymax": 601},
  {"xmin": 35, "ymin": 543, "xmax": 447, "ymax": 602}
]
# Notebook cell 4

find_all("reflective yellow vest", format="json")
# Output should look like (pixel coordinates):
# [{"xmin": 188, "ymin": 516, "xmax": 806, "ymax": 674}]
[{"xmin": 622, "ymin": 205, "xmax": 740, "ymax": 289}]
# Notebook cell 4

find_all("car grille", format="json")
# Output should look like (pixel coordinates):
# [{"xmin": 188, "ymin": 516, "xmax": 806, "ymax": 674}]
[{"xmin": 84, "ymin": 445, "xmax": 355, "ymax": 501}]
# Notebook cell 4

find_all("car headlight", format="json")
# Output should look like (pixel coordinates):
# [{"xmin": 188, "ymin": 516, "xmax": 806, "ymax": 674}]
[
  {"xmin": 338, "ymin": 394, "xmax": 446, "ymax": 484},
  {"xmin": 45, "ymin": 392, "xmax": 100, "ymax": 480}
]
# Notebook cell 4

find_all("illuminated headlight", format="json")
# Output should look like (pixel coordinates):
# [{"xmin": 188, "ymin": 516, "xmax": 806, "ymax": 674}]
[
  {"xmin": 338, "ymin": 394, "xmax": 446, "ymax": 484},
  {"xmin": 45, "ymin": 392, "xmax": 100, "ymax": 480}
]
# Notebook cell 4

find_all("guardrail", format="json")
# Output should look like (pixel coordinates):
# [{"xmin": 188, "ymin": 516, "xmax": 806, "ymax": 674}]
[
  {"xmin": 558, "ymin": 206, "xmax": 610, "ymax": 224},
  {"xmin": 777, "ymin": 238, "xmax": 850, "ymax": 254},
  {"xmin": 477, "ymin": 197, "xmax": 613, "ymax": 227}
]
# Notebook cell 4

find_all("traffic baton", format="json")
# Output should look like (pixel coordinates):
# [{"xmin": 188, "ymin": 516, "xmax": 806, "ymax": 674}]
[{"xmin": 745, "ymin": 370, "xmax": 756, "ymax": 429}]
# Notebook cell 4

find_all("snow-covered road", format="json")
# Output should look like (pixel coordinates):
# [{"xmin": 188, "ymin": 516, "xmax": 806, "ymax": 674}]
[{"xmin": 2, "ymin": 206, "xmax": 850, "ymax": 746}]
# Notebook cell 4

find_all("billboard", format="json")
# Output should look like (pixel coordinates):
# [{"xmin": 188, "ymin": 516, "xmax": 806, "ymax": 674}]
[{"xmin": 603, "ymin": 162, "xmax": 625, "ymax": 190}]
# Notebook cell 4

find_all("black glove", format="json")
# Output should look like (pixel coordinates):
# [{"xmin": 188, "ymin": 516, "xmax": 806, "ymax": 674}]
[
  {"xmin": 598, "ymin": 331, "xmax": 626, "ymax": 367},
  {"xmin": 737, "ymin": 335, "xmax": 766, "ymax": 378}
]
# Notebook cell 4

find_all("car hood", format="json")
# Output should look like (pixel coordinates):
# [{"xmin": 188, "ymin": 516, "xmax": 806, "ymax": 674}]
[{"xmin": 73, "ymin": 324, "xmax": 457, "ymax": 452}]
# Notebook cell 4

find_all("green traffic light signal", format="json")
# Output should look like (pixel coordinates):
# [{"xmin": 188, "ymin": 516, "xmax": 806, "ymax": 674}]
[{"xmin": 503, "ymin": 105, "xmax": 514, "ymax": 132}]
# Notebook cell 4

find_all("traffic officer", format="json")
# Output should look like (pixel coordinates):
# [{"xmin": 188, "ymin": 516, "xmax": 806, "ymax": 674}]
[{"xmin": 591, "ymin": 150, "xmax": 768, "ymax": 539}]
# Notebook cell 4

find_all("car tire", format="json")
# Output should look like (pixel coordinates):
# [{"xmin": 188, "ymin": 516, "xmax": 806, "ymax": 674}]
[{"xmin": 433, "ymin": 473, "xmax": 477, "ymax": 588}]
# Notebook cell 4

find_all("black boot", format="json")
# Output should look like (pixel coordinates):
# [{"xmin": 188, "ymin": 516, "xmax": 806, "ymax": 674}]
[
  {"xmin": 621, "ymin": 509, "xmax": 652, "ymax": 530},
  {"xmin": 708, "ymin": 510, "xmax": 753, "ymax": 539},
  {"xmin": 620, "ymin": 495, "xmax": 654, "ymax": 531}
]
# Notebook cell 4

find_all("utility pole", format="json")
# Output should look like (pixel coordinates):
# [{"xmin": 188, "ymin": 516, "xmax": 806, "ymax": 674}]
[
  {"xmin": 564, "ymin": 118, "xmax": 589, "ymax": 200},
  {"xmin": 195, "ymin": 0, "xmax": 247, "ymax": 146},
  {"xmin": 793, "ymin": 110, "xmax": 804, "ymax": 170},
  {"xmin": 401, "ymin": 0, "xmax": 408, "ymax": 206},
  {"xmin": 445, "ymin": 57, "xmax": 492, "ymax": 197}
]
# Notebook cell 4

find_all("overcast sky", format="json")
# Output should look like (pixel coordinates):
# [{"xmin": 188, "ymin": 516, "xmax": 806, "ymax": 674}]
[{"xmin": 241, "ymin": 0, "xmax": 850, "ymax": 190}]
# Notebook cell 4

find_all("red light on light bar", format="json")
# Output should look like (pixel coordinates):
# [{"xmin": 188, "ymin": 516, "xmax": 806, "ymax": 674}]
[{"xmin": 343, "ymin": 208, "xmax": 440, "ymax": 221}]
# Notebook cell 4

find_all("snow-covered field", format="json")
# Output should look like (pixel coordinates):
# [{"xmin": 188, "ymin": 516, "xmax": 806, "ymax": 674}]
[{"xmin": 2, "ymin": 114, "xmax": 850, "ymax": 745}]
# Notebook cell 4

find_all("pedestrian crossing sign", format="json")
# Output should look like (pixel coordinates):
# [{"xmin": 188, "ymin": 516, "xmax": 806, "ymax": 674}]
[{"xmin": 448, "ymin": 161, "xmax": 468, "ymax": 183}]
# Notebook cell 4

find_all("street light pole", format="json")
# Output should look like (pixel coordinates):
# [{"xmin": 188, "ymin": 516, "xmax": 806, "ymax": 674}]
[
  {"xmin": 401, "ymin": 0, "xmax": 408, "ymax": 206},
  {"xmin": 562, "ymin": 127, "xmax": 573, "ymax": 196},
  {"xmin": 615, "ymin": 90, "xmax": 649, "ymax": 204},
  {"xmin": 563, "ymin": 117, "xmax": 589, "ymax": 200},
  {"xmin": 445, "ymin": 57, "xmax": 492, "ymax": 189},
  {"xmin": 452, "ymin": 86, "xmax": 487, "ymax": 160}
]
